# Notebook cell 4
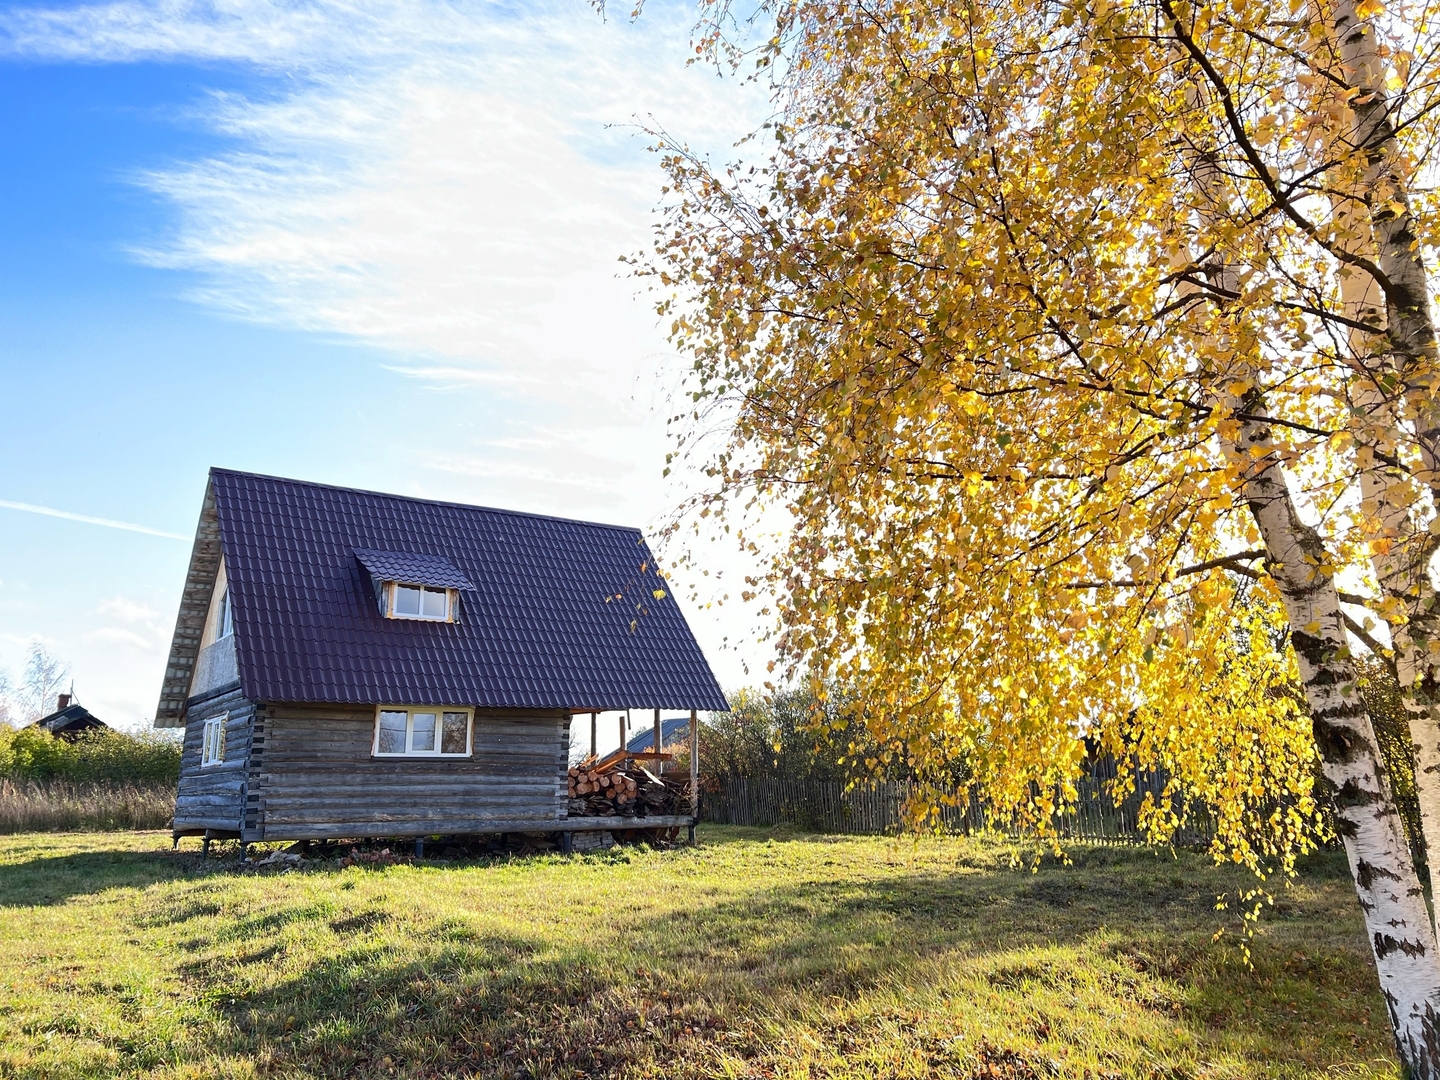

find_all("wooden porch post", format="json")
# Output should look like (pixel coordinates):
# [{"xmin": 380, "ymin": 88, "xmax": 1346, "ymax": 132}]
[
  {"xmin": 689, "ymin": 708, "xmax": 699, "ymax": 818},
  {"xmin": 590, "ymin": 711, "xmax": 597, "ymax": 758},
  {"xmin": 653, "ymin": 707, "xmax": 661, "ymax": 757},
  {"xmin": 622, "ymin": 709, "xmax": 629, "ymax": 754}
]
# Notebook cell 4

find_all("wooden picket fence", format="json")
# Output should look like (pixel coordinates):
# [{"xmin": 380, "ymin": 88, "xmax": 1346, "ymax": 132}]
[{"xmin": 700, "ymin": 773, "xmax": 1216, "ymax": 846}]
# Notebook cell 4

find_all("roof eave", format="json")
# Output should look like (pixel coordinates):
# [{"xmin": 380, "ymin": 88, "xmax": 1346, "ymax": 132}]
[{"xmin": 153, "ymin": 473, "xmax": 226, "ymax": 728}]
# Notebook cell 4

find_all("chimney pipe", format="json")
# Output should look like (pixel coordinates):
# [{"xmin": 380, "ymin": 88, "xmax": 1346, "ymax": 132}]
[{"xmin": 56, "ymin": 694, "xmax": 71, "ymax": 711}]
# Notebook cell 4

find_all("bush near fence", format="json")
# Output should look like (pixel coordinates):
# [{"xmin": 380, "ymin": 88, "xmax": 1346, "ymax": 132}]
[
  {"xmin": 0, "ymin": 779, "xmax": 174, "ymax": 833},
  {"xmin": 700, "ymin": 773, "xmax": 1217, "ymax": 845},
  {"xmin": 0, "ymin": 726, "xmax": 179, "ymax": 833}
]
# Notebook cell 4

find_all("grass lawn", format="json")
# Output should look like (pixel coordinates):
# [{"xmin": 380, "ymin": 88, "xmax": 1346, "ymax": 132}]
[{"xmin": 0, "ymin": 827, "xmax": 1399, "ymax": 1079}]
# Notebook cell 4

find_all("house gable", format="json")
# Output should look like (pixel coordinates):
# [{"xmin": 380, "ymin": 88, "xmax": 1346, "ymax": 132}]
[
  {"xmin": 189, "ymin": 555, "xmax": 238, "ymax": 699},
  {"xmin": 154, "ymin": 479, "xmax": 225, "ymax": 727}
]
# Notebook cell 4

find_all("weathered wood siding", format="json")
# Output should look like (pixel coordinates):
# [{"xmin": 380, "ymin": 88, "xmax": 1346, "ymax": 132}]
[
  {"xmin": 173, "ymin": 684, "xmax": 253, "ymax": 832},
  {"xmin": 155, "ymin": 483, "xmax": 221, "ymax": 726},
  {"xmin": 248, "ymin": 705, "xmax": 569, "ymax": 841}
]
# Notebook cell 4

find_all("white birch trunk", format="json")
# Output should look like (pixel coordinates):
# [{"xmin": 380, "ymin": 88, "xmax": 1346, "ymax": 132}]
[
  {"xmin": 1225, "ymin": 391, "xmax": 1440, "ymax": 1070},
  {"xmin": 1331, "ymin": 241, "xmax": 1440, "ymax": 917},
  {"xmin": 1318, "ymin": 0, "xmax": 1440, "ymax": 924},
  {"xmin": 1174, "ymin": 64, "xmax": 1440, "ymax": 1068}
]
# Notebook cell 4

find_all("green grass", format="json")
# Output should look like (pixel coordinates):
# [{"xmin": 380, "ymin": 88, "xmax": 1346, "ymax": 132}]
[{"xmin": 0, "ymin": 827, "xmax": 1400, "ymax": 1079}]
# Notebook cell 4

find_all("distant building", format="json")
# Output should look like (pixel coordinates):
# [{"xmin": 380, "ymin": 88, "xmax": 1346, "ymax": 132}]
[
  {"xmin": 30, "ymin": 695, "xmax": 109, "ymax": 740},
  {"xmin": 626, "ymin": 715, "xmax": 694, "ymax": 755}
]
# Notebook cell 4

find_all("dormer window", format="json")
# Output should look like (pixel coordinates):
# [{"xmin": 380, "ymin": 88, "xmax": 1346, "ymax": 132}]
[
  {"xmin": 384, "ymin": 582, "xmax": 455, "ymax": 621},
  {"xmin": 353, "ymin": 548, "xmax": 473, "ymax": 625}
]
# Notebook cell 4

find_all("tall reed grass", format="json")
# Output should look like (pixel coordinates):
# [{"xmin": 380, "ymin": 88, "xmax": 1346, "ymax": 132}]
[{"xmin": 0, "ymin": 779, "xmax": 173, "ymax": 833}]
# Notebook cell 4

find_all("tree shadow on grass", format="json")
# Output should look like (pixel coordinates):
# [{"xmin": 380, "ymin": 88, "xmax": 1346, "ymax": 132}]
[
  {"xmin": 0, "ymin": 846, "xmax": 240, "ymax": 907},
  {"xmin": 0, "ymin": 828, "xmax": 783, "ymax": 910},
  {"xmin": 166, "ymin": 848, "xmax": 1391, "ymax": 1079}
]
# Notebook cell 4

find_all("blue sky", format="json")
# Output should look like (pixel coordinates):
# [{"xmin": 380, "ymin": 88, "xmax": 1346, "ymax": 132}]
[{"xmin": 0, "ymin": 0, "xmax": 769, "ymax": 728}]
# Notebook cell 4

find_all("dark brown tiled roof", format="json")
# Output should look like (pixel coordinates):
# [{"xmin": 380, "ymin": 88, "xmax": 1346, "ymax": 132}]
[{"xmin": 211, "ymin": 469, "xmax": 728, "ymax": 711}]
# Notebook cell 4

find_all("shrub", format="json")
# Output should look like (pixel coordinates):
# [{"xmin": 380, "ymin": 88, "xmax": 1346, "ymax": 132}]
[
  {"xmin": 0, "ymin": 726, "xmax": 181, "ymax": 785},
  {"xmin": 704, "ymin": 685, "xmax": 864, "ymax": 783}
]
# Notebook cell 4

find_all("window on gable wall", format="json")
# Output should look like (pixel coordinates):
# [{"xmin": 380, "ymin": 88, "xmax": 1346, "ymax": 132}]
[
  {"xmin": 201, "ymin": 714, "xmax": 227, "ymax": 767},
  {"xmin": 374, "ymin": 707, "xmax": 472, "ymax": 756},
  {"xmin": 216, "ymin": 586, "xmax": 233, "ymax": 639}
]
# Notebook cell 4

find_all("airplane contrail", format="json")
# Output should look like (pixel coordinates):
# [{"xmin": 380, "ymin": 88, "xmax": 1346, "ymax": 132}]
[{"xmin": 0, "ymin": 499, "xmax": 188, "ymax": 540}]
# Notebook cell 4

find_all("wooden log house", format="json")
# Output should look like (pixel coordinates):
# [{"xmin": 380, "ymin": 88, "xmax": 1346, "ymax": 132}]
[{"xmin": 153, "ymin": 469, "xmax": 727, "ymax": 853}]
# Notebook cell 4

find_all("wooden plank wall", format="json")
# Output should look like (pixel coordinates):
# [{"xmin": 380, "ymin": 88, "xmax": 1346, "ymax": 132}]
[
  {"xmin": 250, "ymin": 705, "xmax": 570, "ymax": 841},
  {"xmin": 173, "ymin": 685, "xmax": 254, "ymax": 832}
]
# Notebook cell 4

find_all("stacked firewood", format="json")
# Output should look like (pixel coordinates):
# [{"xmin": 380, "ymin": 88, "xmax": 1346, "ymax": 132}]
[
  {"xmin": 567, "ymin": 754, "xmax": 689, "ymax": 818},
  {"xmin": 568, "ymin": 757, "xmax": 640, "ymax": 808}
]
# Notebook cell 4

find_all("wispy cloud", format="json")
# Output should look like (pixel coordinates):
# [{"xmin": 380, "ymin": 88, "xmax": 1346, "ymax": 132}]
[
  {"xmin": 84, "ymin": 625, "xmax": 160, "ymax": 649},
  {"xmin": 96, "ymin": 596, "xmax": 164, "ymax": 623},
  {"xmin": 0, "ymin": 0, "xmax": 772, "ymax": 687},
  {"xmin": 0, "ymin": 500, "xmax": 188, "ymax": 540},
  {"xmin": 0, "ymin": 0, "xmax": 767, "ymax": 522}
]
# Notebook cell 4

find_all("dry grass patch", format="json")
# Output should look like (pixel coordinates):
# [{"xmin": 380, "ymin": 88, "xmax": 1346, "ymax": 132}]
[{"xmin": 0, "ymin": 780, "xmax": 173, "ymax": 833}]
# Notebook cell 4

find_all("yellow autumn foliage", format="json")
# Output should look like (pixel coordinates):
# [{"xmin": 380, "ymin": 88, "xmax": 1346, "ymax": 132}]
[{"xmin": 649, "ymin": 0, "xmax": 1440, "ymax": 879}]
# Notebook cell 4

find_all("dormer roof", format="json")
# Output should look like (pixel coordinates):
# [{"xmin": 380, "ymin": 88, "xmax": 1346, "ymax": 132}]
[{"xmin": 353, "ymin": 548, "xmax": 474, "ymax": 591}]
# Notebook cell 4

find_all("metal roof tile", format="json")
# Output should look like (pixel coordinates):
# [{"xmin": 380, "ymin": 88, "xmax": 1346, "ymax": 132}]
[{"xmin": 211, "ymin": 469, "xmax": 728, "ymax": 711}]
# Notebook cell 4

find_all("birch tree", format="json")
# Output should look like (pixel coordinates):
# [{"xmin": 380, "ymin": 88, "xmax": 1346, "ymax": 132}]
[
  {"xmin": 1310, "ymin": 0, "xmax": 1440, "ymax": 929},
  {"xmin": 650, "ymin": 0, "xmax": 1440, "ymax": 1067},
  {"xmin": 1175, "ymin": 45, "xmax": 1440, "ymax": 1058}
]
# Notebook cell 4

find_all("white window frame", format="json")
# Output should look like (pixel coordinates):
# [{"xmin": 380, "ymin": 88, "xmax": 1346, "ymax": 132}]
[
  {"xmin": 372, "ymin": 706, "xmax": 473, "ymax": 758},
  {"xmin": 381, "ymin": 582, "xmax": 457, "ymax": 623},
  {"xmin": 216, "ymin": 586, "xmax": 234, "ymax": 639},
  {"xmin": 201, "ymin": 714, "xmax": 227, "ymax": 767}
]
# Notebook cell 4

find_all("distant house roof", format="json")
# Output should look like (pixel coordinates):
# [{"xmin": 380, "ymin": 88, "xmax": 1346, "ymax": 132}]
[
  {"xmin": 626, "ymin": 715, "xmax": 695, "ymax": 754},
  {"xmin": 30, "ymin": 701, "xmax": 108, "ymax": 740},
  {"xmin": 155, "ymin": 469, "xmax": 729, "ymax": 722}
]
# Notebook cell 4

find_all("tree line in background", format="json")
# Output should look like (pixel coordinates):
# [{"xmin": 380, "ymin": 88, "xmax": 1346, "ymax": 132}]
[
  {"xmin": 0, "ymin": 724, "xmax": 181, "ymax": 786},
  {"xmin": 703, "ymin": 684, "xmax": 949, "ymax": 785},
  {"xmin": 703, "ymin": 686, "xmax": 856, "ymax": 783},
  {"xmin": 0, "ymin": 642, "xmax": 180, "ymax": 786}
]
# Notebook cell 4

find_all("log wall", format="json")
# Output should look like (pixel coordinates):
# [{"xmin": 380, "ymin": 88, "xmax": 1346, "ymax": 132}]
[
  {"xmin": 247, "ymin": 704, "xmax": 570, "ymax": 841},
  {"xmin": 173, "ymin": 683, "xmax": 253, "ymax": 833}
]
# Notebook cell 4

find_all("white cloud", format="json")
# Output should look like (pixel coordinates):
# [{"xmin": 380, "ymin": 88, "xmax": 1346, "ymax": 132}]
[
  {"xmin": 2, "ymin": 0, "xmax": 767, "ymax": 521},
  {"xmin": 84, "ymin": 626, "xmax": 157, "ymax": 650},
  {"xmin": 0, "ymin": 0, "xmax": 774, "ymax": 688},
  {"xmin": 96, "ymin": 597, "xmax": 163, "ymax": 624}
]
